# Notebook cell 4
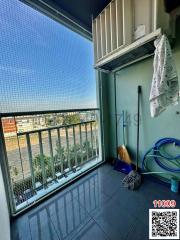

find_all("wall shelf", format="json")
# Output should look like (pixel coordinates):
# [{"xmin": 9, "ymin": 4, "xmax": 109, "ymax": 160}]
[{"xmin": 95, "ymin": 28, "xmax": 162, "ymax": 72}]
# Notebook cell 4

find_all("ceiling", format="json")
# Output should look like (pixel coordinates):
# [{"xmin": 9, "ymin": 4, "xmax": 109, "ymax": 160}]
[
  {"xmin": 51, "ymin": 0, "xmax": 111, "ymax": 32},
  {"xmin": 50, "ymin": 0, "xmax": 180, "ymax": 25},
  {"xmin": 23, "ymin": 0, "xmax": 180, "ymax": 40},
  {"xmin": 24, "ymin": 0, "xmax": 111, "ymax": 35}
]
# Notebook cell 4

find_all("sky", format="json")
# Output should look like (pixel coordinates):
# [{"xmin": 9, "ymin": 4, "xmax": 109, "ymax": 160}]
[{"xmin": 0, "ymin": 0, "xmax": 97, "ymax": 113}]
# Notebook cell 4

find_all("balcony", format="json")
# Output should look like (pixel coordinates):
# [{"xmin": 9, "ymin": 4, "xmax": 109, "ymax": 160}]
[
  {"xmin": 1, "ymin": 1, "xmax": 180, "ymax": 240},
  {"xmin": 11, "ymin": 163, "xmax": 180, "ymax": 240},
  {"xmin": 1, "ymin": 110, "xmax": 102, "ymax": 214}
]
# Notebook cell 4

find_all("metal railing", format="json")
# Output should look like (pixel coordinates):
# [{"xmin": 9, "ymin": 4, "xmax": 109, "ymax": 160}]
[{"xmin": 1, "ymin": 109, "xmax": 100, "ymax": 214}]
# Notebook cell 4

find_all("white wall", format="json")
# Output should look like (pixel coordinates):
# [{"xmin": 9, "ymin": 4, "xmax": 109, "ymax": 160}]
[{"xmin": 0, "ymin": 165, "xmax": 10, "ymax": 240}]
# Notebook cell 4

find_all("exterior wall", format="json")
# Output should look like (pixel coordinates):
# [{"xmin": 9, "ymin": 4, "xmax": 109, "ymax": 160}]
[
  {"xmin": 2, "ymin": 118, "xmax": 16, "ymax": 137},
  {"xmin": 104, "ymin": 18, "xmax": 180, "ymax": 179},
  {"xmin": 2, "ymin": 116, "xmax": 47, "ymax": 136}
]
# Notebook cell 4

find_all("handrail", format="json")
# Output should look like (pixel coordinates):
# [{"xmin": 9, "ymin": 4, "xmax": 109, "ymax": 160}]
[
  {"xmin": 0, "ymin": 108, "xmax": 99, "ymax": 118},
  {"xmin": 2, "ymin": 109, "xmax": 99, "ymax": 214},
  {"xmin": 17, "ymin": 120, "xmax": 96, "ymax": 136}
]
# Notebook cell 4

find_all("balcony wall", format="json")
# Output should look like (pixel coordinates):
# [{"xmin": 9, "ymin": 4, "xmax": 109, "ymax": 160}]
[{"xmin": 103, "ymin": 17, "xmax": 180, "ymax": 179}]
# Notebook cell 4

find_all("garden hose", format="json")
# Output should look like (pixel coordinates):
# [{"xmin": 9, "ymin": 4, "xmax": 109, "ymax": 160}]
[{"xmin": 142, "ymin": 138, "xmax": 180, "ymax": 177}]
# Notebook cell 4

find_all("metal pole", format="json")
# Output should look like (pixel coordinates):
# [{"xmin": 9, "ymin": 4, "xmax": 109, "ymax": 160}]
[
  {"xmin": 114, "ymin": 72, "xmax": 118, "ymax": 159},
  {"xmin": 65, "ymin": 127, "xmax": 70, "ymax": 169},
  {"xmin": 38, "ymin": 132, "xmax": 46, "ymax": 186},
  {"xmin": 0, "ymin": 117, "xmax": 16, "ymax": 214},
  {"xmin": 73, "ymin": 126, "xmax": 77, "ymax": 167},
  {"xmin": 26, "ymin": 133, "xmax": 36, "ymax": 190},
  {"xmin": 57, "ymin": 128, "xmax": 63, "ymax": 173},
  {"xmin": 90, "ymin": 122, "xmax": 93, "ymax": 157},
  {"xmin": 48, "ymin": 130, "xmax": 55, "ymax": 179},
  {"xmin": 79, "ymin": 124, "xmax": 83, "ymax": 164},
  {"xmin": 85, "ymin": 123, "xmax": 88, "ymax": 161},
  {"xmin": 136, "ymin": 85, "xmax": 141, "ymax": 171}
]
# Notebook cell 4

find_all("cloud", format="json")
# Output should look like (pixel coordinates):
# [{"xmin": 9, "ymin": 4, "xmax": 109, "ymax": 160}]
[{"xmin": 0, "ymin": 65, "xmax": 34, "ymax": 75}]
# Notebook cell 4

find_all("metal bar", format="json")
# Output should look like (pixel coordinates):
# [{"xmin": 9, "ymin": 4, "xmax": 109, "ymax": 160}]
[
  {"xmin": 38, "ymin": 132, "xmax": 46, "ymax": 185},
  {"xmin": 94, "ymin": 122, "xmax": 98, "ymax": 156},
  {"xmin": 0, "ymin": 117, "xmax": 16, "ymax": 214},
  {"xmin": 85, "ymin": 123, "xmax": 88, "ymax": 161},
  {"xmin": 57, "ymin": 128, "xmax": 63, "ymax": 173},
  {"xmin": 26, "ymin": 133, "xmax": 36, "ymax": 190},
  {"xmin": 90, "ymin": 122, "xmax": 94, "ymax": 157},
  {"xmin": 112, "ymin": 53, "xmax": 154, "ymax": 73},
  {"xmin": 73, "ymin": 126, "xmax": 77, "ymax": 167},
  {"xmin": 114, "ymin": 72, "xmax": 118, "ymax": 158},
  {"xmin": 65, "ymin": 127, "xmax": 71, "ymax": 169},
  {"xmin": 0, "ymin": 108, "xmax": 99, "ymax": 118},
  {"xmin": 17, "ymin": 120, "xmax": 96, "ymax": 136},
  {"xmin": 14, "ymin": 117, "xmax": 27, "ymax": 199},
  {"xmin": 99, "ymin": 71, "xmax": 105, "ymax": 162},
  {"xmin": 79, "ymin": 124, "xmax": 83, "ymax": 164},
  {"xmin": 23, "ymin": 0, "xmax": 92, "ymax": 39},
  {"xmin": 48, "ymin": 130, "xmax": 55, "ymax": 179}
]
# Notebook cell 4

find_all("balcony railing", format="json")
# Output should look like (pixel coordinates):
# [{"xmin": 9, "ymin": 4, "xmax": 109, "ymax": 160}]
[{"xmin": 1, "ymin": 109, "xmax": 101, "ymax": 214}]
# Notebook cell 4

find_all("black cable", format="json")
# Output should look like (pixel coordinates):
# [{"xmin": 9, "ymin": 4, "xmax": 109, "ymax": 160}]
[{"xmin": 136, "ymin": 86, "xmax": 141, "ymax": 171}]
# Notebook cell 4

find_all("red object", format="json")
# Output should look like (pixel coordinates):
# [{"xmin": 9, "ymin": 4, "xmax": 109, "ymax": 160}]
[{"xmin": 2, "ymin": 118, "xmax": 16, "ymax": 134}]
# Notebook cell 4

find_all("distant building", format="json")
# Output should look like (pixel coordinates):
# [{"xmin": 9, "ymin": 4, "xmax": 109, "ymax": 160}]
[
  {"xmin": 16, "ymin": 116, "xmax": 46, "ymax": 132},
  {"xmin": 79, "ymin": 112, "xmax": 94, "ymax": 122},
  {"xmin": 2, "ymin": 117, "xmax": 16, "ymax": 137},
  {"xmin": 2, "ymin": 115, "xmax": 47, "ymax": 136},
  {"xmin": 2, "ymin": 113, "xmax": 89, "ymax": 137}
]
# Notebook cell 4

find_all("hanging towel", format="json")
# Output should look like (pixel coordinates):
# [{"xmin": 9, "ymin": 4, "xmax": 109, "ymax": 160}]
[{"xmin": 150, "ymin": 34, "xmax": 179, "ymax": 117}]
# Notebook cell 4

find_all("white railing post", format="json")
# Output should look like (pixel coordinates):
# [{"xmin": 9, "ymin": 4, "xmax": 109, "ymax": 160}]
[{"xmin": 26, "ymin": 133, "xmax": 36, "ymax": 190}]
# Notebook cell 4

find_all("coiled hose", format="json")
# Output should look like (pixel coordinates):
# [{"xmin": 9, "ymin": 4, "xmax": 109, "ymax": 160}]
[{"xmin": 142, "ymin": 138, "xmax": 180, "ymax": 173}]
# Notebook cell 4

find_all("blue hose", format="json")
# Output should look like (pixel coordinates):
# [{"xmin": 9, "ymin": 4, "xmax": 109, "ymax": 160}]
[{"xmin": 142, "ymin": 138, "xmax": 180, "ymax": 173}]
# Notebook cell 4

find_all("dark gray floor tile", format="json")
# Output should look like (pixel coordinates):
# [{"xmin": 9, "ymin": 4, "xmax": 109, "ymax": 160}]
[
  {"xmin": 75, "ymin": 181, "xmax": 110, "ymax": 217},
  {"xmin": 93, "ymin": 198, "xmax": 135, "ymax": 240},
  {"xmin": 126, "ymin": 219, "xmax": 148, "ymax": 240},
  {"xmin": 11, "ymin": 163, "xmax": 179, "ymax": 240},
  {"xmin": 97, "ymin": 164, "xmax": 113, "ymax": 175},
  {"xmin": 72, "ymin": 219, "xmax": 109, "ymax": 240},
  {"xmin": 96, "ymin": 172, "xmax": 123, "ymax": 197},
  {"xmin": 11, "ymin": 215, "xmax": 32, "ymax": 240},
  {"xmin": 48, "ymin": 197, "xmax": 91, "ymax": 240},
  {"xmin": 28, "ymin": 207, "xmax": 59, "ymax": 240},
  {"xmin": 97, "ymin": 166, "xmax": 122, "ymax": 181}
]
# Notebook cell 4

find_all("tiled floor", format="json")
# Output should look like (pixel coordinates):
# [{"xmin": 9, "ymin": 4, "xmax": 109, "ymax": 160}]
[{"xmin": 11, "ymin": 163, "xmax": 180, "ymax": 240}]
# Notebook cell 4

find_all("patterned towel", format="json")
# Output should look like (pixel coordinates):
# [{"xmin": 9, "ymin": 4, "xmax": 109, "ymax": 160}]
[{"xmin": 150, "ymin": 35, "xmax": 179, "ymax": 117}]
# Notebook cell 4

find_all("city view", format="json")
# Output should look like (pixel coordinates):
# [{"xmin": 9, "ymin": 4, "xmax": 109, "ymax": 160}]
[{"xmin": 2, "ymin": 110, "xmax": 99, "ymax": 208}]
